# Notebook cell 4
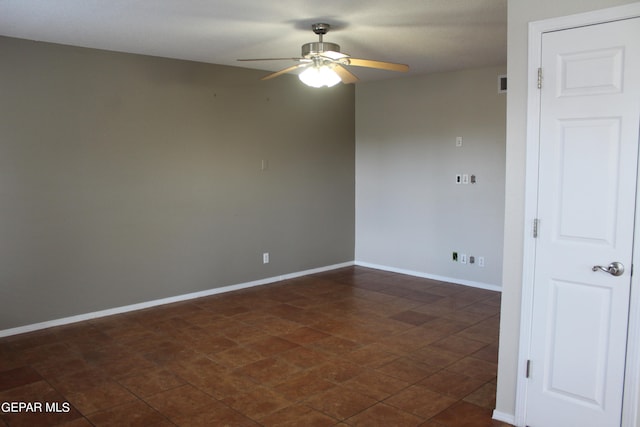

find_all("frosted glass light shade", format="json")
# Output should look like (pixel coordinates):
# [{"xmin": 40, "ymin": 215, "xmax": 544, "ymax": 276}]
[{"xmin": 298, "ymin": 65, "xmax": 341, "ymax": 88}]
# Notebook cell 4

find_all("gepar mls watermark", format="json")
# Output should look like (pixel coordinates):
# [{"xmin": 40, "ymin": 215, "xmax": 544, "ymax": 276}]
[{"xmin": 1, "ymin": 401, "xmax": 71, "ymax": 413}]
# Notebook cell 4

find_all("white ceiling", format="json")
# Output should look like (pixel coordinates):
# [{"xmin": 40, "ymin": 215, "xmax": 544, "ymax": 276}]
[{"xmin": 0, "ymin": 0, "xmax": 507, "ymax": 82}]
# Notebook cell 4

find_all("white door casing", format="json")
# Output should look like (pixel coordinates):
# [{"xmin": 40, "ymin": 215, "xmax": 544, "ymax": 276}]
[{"xmin": 517, "ymin": 6, "xmax": 640, "ymax": 427}]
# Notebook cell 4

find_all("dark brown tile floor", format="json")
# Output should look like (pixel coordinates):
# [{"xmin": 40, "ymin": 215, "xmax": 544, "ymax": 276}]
[{"xmin": 0, "ymin": 266, "xmax": 513, "ymax": 426}]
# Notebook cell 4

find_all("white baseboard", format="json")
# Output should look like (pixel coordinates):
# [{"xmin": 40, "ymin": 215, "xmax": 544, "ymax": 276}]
[
  {"xmin": 354, "ymin": 261, "xmax": 502, "ymax": 292},
  {"xmin": 492, "ymin": 409, "xmax": 516, "ymax": 426},
  {"xmin": 0, "ymin": 261, "xmax": 354, "ymax": 338}
]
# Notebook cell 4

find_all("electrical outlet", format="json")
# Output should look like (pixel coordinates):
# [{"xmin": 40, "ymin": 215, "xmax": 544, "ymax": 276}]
[
  {"xmin": 262, "ymin": 252, "xmax": 270, "ymax": 264},
  {"xmin": 478, "ymin": 256, "xmax": 485, "ymax": 267},
  {"xmin": 456, "ymin": 136, "xmax": 463, "ymax": 147},
  {"xmin": 469, "ymin": 256, "xmax": 475, "ymax": 264},
  {"xmin": 460, "ymin": 253, "xmax": 467, "ymax": 264},
  {"xmin": 452, "ymin": 251, "xmax": 458, "ymax": 262},
  {"xmin": 462, "ymin": 174, "xmax": 469, "ymax": 184},
  {"xmin": 455, "ymin": 174, "xmax": 462, "ymax": 184}
]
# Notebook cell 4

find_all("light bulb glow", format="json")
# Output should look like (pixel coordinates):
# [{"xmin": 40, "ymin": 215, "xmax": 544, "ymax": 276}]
[{"xmin": 298, "ymin": 65, "xmax": 341, "ymax": 88}]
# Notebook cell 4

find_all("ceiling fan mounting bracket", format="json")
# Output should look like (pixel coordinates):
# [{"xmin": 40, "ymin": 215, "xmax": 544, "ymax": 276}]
[{"xmin": 311, "ymin": 23, "xmax": 331, "ymax": 35}]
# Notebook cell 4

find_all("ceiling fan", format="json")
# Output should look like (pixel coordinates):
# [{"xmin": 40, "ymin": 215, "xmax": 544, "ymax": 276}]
[{"xmin": 238, "ymin": 23, "xmax": 409, "ymax": 88}]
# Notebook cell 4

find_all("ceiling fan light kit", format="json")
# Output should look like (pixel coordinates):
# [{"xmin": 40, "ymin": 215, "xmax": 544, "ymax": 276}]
[
  {"xmin": 237, "ymin": 23, "xmax": 408, "ymax": 88},
  {"xmin": 298, "ymin": 64, "xmax": 341, "ymax": 88}
]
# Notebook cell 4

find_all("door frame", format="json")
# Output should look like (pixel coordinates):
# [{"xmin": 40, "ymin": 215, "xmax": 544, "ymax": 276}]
[{"xmin": 516, "ymin": 4, "xmax": 640, "ymax": 427}]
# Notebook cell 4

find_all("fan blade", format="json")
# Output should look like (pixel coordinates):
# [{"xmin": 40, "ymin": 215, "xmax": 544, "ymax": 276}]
[
  {"xmin": 348, "ymin": 58, "xmax": 409, "ymax": 72},
  {"xmin": 238, "ymin": 57, "xmax": 303, "ymax": 62},
  {"xmin": 261, "ymin": 63, "xmax": 309, "ymax": 80},
  {"xmin": 333, "ymin": 65, "xmax": 359, "ymax": 84}
]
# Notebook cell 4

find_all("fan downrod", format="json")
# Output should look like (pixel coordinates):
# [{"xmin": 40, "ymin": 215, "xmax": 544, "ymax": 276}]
[{"xmin": 302, "ymin": 23, "xmax": 340, "ymax": 58}]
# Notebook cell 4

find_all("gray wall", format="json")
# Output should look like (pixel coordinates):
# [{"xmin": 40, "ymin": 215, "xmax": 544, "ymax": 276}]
[
  {"xmin": 355, "ymin": 66, "xmax": 506, "ymax": 287},
  {"xmin": 497, "ymin": 0, "xmax": 639, "ymax": 420},
  {"xmin": 0, "ymin": 37, "xmax": 355, "ymax": 330}
]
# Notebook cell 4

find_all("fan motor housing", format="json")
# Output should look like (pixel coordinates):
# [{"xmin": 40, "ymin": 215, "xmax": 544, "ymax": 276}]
[{"xmin": 301, "ymin": 42, "xmax": 341, "ymax": 58}]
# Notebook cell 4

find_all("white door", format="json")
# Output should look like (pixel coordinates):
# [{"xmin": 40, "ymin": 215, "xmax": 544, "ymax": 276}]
[{"xmin": 525, "ymin": 17, "xmax": 640, "ymax": 427}]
